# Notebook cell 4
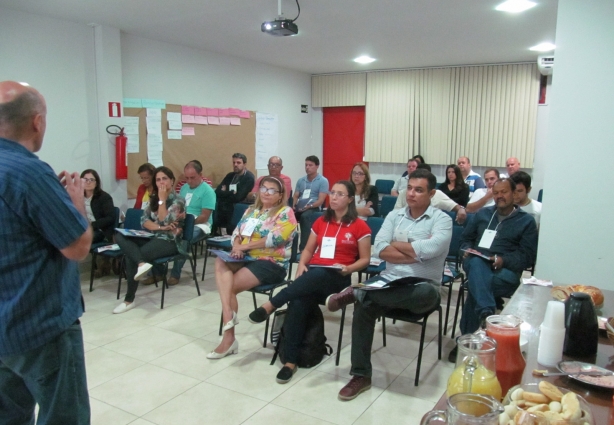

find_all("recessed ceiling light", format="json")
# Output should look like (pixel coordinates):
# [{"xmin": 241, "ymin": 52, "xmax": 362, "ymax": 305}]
[
  {"xmin": 530, "ymin": 42, "xmax": 556, "ymax": 52},
  {"xmin": 354, "ymin": 55, "xmax": 376, "ymax": 64},
  {"xmin": 496, "ymin": 0, "xmax": 537, "ymax": 13}
]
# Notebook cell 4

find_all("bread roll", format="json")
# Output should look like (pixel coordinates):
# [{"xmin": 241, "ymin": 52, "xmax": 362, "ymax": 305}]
[{"xmin": 551, "ymin": 284, "xmax": 604, "ymax": 307}]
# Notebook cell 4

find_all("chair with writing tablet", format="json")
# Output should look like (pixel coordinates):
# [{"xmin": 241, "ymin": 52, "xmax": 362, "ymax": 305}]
[{"xmin": 379, "ymin": 195, "xmax": 397, "ymax": 219}]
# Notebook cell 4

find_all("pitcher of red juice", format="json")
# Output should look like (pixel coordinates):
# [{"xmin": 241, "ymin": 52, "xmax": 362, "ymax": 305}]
[{"xmin": 485, "ymin": 315, "xmax": 525, "ymax": 397}]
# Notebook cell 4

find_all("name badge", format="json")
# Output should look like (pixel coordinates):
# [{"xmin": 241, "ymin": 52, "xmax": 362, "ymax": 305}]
[
  {"xmin": 301, "ymin": 189, "xmax": 311, "ymax": 199},
  {"xmin": 229, "ymin": 184, "xmax": 237, "ymax": 192},
  {"xmin": 141, "ymin": 201, "xmax": 150, "ymax": 210},
  {"xmin": 478, "ymin": 229, "xmax": 497, "ymax": 249},
  {"xmin": 241, "ymin": 218, "xmax": 259, "ymax": 237},
  {"xmin": 394, "ymin": 229, "xmax": 409, "ymax": 242},
  {"xmin": 185, "ymin": 193, "xmax": 193, "ymax": 206},
  {"xmin": 320, "ymin": 236, "xmax": 336, "ymax": 259}
]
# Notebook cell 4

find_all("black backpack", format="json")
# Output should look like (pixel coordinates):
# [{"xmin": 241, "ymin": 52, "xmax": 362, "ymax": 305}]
[{"xmin": 271, "ymin": 304, "xmax": 332, "ymax": 368}]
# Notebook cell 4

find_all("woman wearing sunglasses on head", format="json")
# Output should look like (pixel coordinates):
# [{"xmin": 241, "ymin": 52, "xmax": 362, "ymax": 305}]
[
  {"xmin": 208, "ymin": 176, "xmax": 297, "ymax": 359},
  {"xmin": 248, "ymin": 180, "xmax": 371, "ymax": 384}
]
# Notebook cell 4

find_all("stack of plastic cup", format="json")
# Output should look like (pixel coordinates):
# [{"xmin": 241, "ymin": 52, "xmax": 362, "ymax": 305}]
[{"xmin": 537, "ymin": 300, "xmax": 566, "ymax": 367}]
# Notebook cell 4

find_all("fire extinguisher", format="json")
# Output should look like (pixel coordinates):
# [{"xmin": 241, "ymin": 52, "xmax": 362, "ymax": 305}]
[{"xmin": 107, "ymin": 125, "xmax": 127, "ymax": 180}]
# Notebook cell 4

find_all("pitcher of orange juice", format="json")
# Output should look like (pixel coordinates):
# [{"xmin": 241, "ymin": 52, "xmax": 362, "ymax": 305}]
[{"xmin": 447, "ymin": 333, "xmax": 502, "ymax": 402}]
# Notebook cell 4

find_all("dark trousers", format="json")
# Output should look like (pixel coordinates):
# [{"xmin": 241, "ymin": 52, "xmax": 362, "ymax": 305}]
[
  {"xmin": 350, "ymin": 282, "xmax": 440, "ymax": 378},
  {"xmin": 459, "ymin": 256, "xmax": 520, "ymax": 335},
  {"xmin": 0, "ymin": 322, "xmax": 90, "ymax": 425},
  {"xmin": 272, "ymin": 267, "xmax": 350, "ymax": 364},
  {"xmin": 115, "ymin": 233, "xmax": 178, "ymax": 302}
]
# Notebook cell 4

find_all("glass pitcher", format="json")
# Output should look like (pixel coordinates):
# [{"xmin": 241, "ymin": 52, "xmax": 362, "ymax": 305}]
[
  {"xmin": 421, "ymin": 393, "xmax": 504, "ymax": 425},
  {"xmin": 485, "ymin": 315, "xmax": 526, "ymax": 397},
  {"xmin": 447, "ymin": 333, "xmax": 502, "ymax": 401}
]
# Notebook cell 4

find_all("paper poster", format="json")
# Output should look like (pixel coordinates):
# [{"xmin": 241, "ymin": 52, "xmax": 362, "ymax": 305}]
[
  {"xmin": 147, "ymin": 134, "xmax": 163, "ymax": 151},
  {"xmin": 127, "ymin": 134, "xmax": 139, "ymax": 153},
  {"xmin": 194, "ymin": 107, "xmax": 207, "ymax": 116},
  {"xmin": 168, "ymin": 130, "xmax": 182, "ymax": 140},
  {"xmin": 208, "ymin": 117, "xmax": 220, "ymax": 125},
  {"xmin": 182, "ymin": 127, "xmax": 195, "ymax": 136},
  {"xmin": 219, "ymin": 117, "xmax": 231, "ymax": 125},
  {"xmin": 182, "ymin": 115, "xmax": 195, "ymax": 124},
  {"xmin": 123, "ymin": 98, "xmax": 143, "ymax": 108},
  {"xmin": 194, "ymin": 116, "xmax": 208, "ymax": 125},
  {"xmin": 181, "ymin": 105, "xmax": 195, "ymax": 114},
  {"xmin": 239, "ymin": 110, "xmax": 250, "ymax": 119},
  {"xmin": 146, "ymin": 108, "xmax": 161, "ymax": 117},
  {"xmin": 229, "ymin": 108, "xmax": 240, "ymax": 116},
  {"xmin": 168, "ymin": 120, "xmax": 182, "ymax": 130},
  {"xmin": 255, "ymin": 112, "xmax": 278, "ymax": 169},
  {"xmin": 146, "ymin": 117, "xmax": 162, "ymax": 134},
  {"xmin": 167, "ymin": 112, "xmax": 181, "ymax": 121},
  {"xmin": 206, "ymin": 108, "xmax": 219, "ymax": 116},
  {"xmin": 230, "ymin": 117, "xmax": 241, "ymax": 126},
  {"xmin": 218, "ymin": 108, "xmax": 230, "ymax": 116},
  {"xmin": 124, "ymin": 117, "xmax": 140, "ymax": 135},
  {"xmin": 141, "ymin": 99, "xmax": 166, "ymax": 109}
]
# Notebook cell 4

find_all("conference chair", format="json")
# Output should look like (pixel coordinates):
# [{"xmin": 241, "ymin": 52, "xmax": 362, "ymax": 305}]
[
  {"xmin": 357, "ymin": 216, "xmax": 386, "ymax": 282},
  {"xmin": 441, "ymin": 224, "xmax": 465, "ymax": 335},
  {"xmin": 379, "ymin": 195, "xmax": 397, "ymax": 218},
  {"xmin": 89, "ymin": 206, "xmax": 121, "ymax": 292},
  {"xmin": 374, "ymin": 179, "xmax": 395, "ymax": 196},
  {"xmin": 537, "ymin": 189, "xmax": 543, "ymax": 203},
  {"xmin": 287, "ymin": 211, "xmax": 324, "ymax": 278}
]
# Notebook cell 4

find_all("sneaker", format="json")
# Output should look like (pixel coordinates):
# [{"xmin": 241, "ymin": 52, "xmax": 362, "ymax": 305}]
[
  {"xmin": 141, "ymin": 275, "xmax": 162, "ymax": 285},
  {"xmin": 338, "ymin": 376, "xmax": 371, "ymax": 401},
  {"xmin": 326, "ymin": 286, "xmax": 355, "ymax": 312},
  {"xmin": 167, "ymin": 277, "xmax": 180, "ymax": 286},
  {"xmin": 276, "ymin": 365, "xmax": 298, "ymax": 384},
  {"xmin": 248, "ymin": 307, "xmax": 270, "ymax": 324},
  {"xmin": 134, "ymin": 263, "xmax": 152, "ymax": 280},
  {"xmin": 448, "ymin": 346, "xmax": 458, "ymax": 363}
]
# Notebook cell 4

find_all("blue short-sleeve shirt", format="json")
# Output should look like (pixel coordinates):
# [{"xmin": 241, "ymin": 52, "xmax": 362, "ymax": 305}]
[
  {"xmin": 0, "ymin": 137, "xmax": 89, "ymax": 356},
  {"xmin": 294, "ymin": 174, "xmax": 329, "ymax": 210}
]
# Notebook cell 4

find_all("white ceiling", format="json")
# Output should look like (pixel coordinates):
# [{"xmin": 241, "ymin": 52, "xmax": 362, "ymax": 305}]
[{"xmin": 0, "ymin": 0, "xmax": 558, "ymax": 74}]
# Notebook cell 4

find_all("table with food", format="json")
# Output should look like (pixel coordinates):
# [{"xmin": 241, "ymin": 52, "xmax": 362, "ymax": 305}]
[{"xmin": 424, "ymin": 282, "xmax": 613, "ymax": 425}]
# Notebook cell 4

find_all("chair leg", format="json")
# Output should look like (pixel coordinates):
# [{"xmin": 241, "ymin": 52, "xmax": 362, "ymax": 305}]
[
  {"xmin": 443, "ymin": 281, "xmax": 453, "ymax": 336},
  {"xmin": 262, "ymin": 292, "xmax": 273, "ymax": 348},
  {"xmin": 160, "ymin": 262, "xmax": 170, "ymax": 309},
  {"xmin": 201, "ymin": 249, "xmax": 210, "ymax": 281},
  {"xmin": 219, "ymin": 312, "xmax": 223, "ymax": 336},
  {"xmin": 382, "ymin": 317, "xmax": 387, "ymax": 347},
  {"xmin": 414, "ymin": 314, "xmax": 430, "ymax": 386},
  {"xmin": 89, "ymin": 252, "xmax": 97, "ymax": 292},
  {"xmin": 116, "ymin": 257, "xmax": 125, "ymax": 300},
  {"xmin": 451, "ymin": 280, "xmax": 465, "ymax": 339},
  {"xmin": 438, "ymin": 306, "xmax": 442, "ymax": 360},
  {"xmin": 336, "ymin": 306, "xmax": 346, "ymax": 366},
  {"xmin": 190, "ymin": 255, "xmax": 201, "ymax": 296}
]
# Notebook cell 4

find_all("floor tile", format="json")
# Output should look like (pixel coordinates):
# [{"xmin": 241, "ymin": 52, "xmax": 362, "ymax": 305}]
[
  {"xmin": 242, "ymin": 404, "xmax": 335, "ymax": 425},
  {"xmin": 90, "ymin": 398, "xmax": 137, "ymax": 425},
  {"xmin": 142, "ymin": 382, "xmax": 266, "ymax": 425},
  {"xmin": 85, "ymin": 347, "xmax": 145, "ymax": 389},
  {"xmin": 353, "ymin": 391, "xmax": 435, "ymax": 425},
  {"xmin": 387, "ymin": 374, "xmax": 449, "ymax": 403},
  {"xmin": 82, "ymin": 315, "xmax": 150, "ymax": 346},
  {"xmin": 89, "ymin": 364, "xmax": 200, "ymax": 416},
  {"xmin": 155, "ymin": 308, "xmax": 221, "ymax": 338},
  {"xmin": 103, "ymin": 327, "xmax": 195, "ymax": 362}
]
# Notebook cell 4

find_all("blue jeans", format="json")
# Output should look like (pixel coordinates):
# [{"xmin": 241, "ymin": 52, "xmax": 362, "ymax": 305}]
[
  {"xmin": 170, "ymin": 227, "xmax": 204, "ymax": 278},
  {"xmin": 0, "ymin": 322, "xmax": 90, "ymax": 425},
  {"xmin": 459, "ymin": 256, "xmax": 521, "ymax": 335}
]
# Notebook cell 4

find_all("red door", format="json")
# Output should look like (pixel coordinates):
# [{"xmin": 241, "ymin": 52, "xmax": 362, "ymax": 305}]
[{"xmin": 322, "ymin": 106, "xmax": 366, "ymax": 186}]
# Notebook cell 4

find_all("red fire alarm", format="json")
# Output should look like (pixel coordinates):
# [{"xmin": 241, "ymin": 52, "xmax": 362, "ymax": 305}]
[{"xmin": 108, "ymin": 102, "xmax": 122, "ymax": 118}]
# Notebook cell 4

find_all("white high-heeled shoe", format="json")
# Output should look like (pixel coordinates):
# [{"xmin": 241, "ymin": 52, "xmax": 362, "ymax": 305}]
[
  {"xmin": 206, "ymin": 339, "xmax": 239, "ymax": 359},
  {"xmin": 221, "ymin": 311, "xmax": 239, "ymax": 332}
]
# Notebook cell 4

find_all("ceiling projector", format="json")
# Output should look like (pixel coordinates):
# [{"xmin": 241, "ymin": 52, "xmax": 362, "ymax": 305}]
[{"xmin": 261, "ymin": 19, "xmax": 298, "ymax": 36}]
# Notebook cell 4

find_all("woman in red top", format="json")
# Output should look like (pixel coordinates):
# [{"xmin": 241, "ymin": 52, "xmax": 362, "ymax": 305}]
[
  {"xmin": 248, "ymin": 180, "xmax": 371, "ymax": 384},
  {"xmin": 134, "ymin": 163, "xmax": 156, "ymax": 209}
]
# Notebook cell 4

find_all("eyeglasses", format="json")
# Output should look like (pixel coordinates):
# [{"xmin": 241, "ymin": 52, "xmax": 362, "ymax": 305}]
[
  {"xmin": 329, "ymin": 191, "xmax": 348, "ymax": 198},
  {"xmin": 259, "ymin": 187, "xmax": 280, "ymax": 195},
  {"xmin": 351, "ymin": 172, "xmax": 365, "ymax": 176},
  {"xmin": 267, "ymin": 163, "xmax": 282, "ymax": 168},
  {"xmin": 82, "ymin": 178, "xmax": 96, "ymax": 183}
]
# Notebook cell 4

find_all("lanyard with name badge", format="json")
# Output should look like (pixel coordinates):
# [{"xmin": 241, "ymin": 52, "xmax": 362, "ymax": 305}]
[
  {"xmin": 320, "ymin": 221, "xmax": 344, "ymax": 259},
  {"xmin": 393, "ymin": 213, "xmax": 419, "ymax": 242},
  {"xmin": 478, "ymin": 210, "xmax": 504, "ymax": 249}
]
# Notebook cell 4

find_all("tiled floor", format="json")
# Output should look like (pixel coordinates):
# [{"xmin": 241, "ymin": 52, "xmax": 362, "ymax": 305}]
[{"xmin": 81, "ymin": 259, "xmax": 462, "ymax": 425}]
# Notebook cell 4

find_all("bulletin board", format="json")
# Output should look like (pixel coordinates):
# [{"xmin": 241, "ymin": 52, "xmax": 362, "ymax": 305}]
[{"xmin": 125, "ymin": 104, "xmax": 256, "ymax": 198}]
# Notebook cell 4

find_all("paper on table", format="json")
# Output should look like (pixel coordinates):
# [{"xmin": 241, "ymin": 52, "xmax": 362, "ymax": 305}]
[
  {"xmin": 219, "ymin": 117, "xmax": 231, "ymax": 125},
  {"xmin": 522, "ymin": 276, "xmax": 553, "ymax": 287},
  {"xmin": 182, "ymin": 127, "xmax": 195, "ymax": 136},
  {"xmin": 230, "ymin": 117, "xmax": 241, "ymax": 126},
  {"xmin": 168, "ymin": 120, "xmax": 182, "ymax": 130},
  {"xmin": 167, "ymin": 112, "xmax": 181, "ymax": 121},
  {"xmin": 127, "ymin": 134, "xmax": 139, "ymax": 153},
  {"xmin": 181, "ymin": 105, "xmax": 195, "ymax": 114},
  {"xmin": 141, "ymin": 99, "xmax": 166, "ymax": 109},
  {"xmin": 146, "ymin": 108, "xmax": 161, "ymax": 117},
  {"xmin": 182, "ymin": 115, "xmax": 195, "ymax": 124},
  {"xmin": 194, "ymin": 116, "xmax": 208, "ymax": 125},
  {"xmin": 194, "ymin": 107, "xmax": 207, "ymax": 116},
  {"xmin": 167, "ymin": 130, "xmax": 182, "ymax": 140},
  {"xmin": 147, "ymin": 134, "xmax": 163, "ymax": 151},
  {"xmin": 146, "ymin": 117, "xmax": 162, "ymax": 134},
  {"xmin": 124, "ymin": 117, "xmax": 140, "ymax": 135},
  {"xmin": 208, "ymin": 117, "xmax": 220, "ymax": 125}
]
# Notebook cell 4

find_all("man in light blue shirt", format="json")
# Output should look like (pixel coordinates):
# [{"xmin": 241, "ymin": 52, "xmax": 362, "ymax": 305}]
[{"xmin": 292, "ymin": 155, "xmax": 329, "ymax": 250}]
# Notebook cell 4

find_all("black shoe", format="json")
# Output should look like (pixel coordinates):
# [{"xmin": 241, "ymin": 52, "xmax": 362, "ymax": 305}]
[
  {"xmin": 479, "ymin": 311, "xmax": 493, "ymax": 330},
  {"xmin": 448, "ymin": 346, "xmax": 458, "ymax": 363},
  {"xmin": 495, "ymin": 297, "xmax": 505, "ymax": 311},
  {"xmin": 276, "ymin": 365, "xmax": 297, "ymax": 384},
  {"xmin": 248, "ymin": 307, "xmax": 270, "ymax": 324}
]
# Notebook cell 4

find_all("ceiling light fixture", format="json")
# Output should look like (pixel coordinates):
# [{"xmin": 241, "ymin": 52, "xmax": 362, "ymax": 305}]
[
  {"xmin": 495, "ymin": 0, "xmax": 537, "ymax": 13},
  {"xmin": 530, "ymin": 42, "xmax": 556, "ymax": 52},
  {"xmin": 354, "ymin": 56, "xmax": 376, "ymax": 64}
]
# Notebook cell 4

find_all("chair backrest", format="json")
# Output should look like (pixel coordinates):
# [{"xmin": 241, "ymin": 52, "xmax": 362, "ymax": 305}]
[
  {"xmin": 229, "ymin": 203, "xmax": 251, "ymax": 234},
  {"xmin": 375, "ymin": 179, "xmax": 395, "ymax": 195},
  {"xmin": 366, "ymin": 216, "xmax": 385, "ymax": 245},
  {"xmin": 448, "ymin": 225, "xmax": 464, "ymax": 259},
  {"xmin": 113, "ymin": 207, "xmax": 121, "ymax": 228},
  {"xmin": 124, "ymin": 208, "xmax": 144, "ymax": 230},
  {"xmin": 182, "ymin": 213, "xmax": 195, "ymax": 241},
  {"xmin": 537, "ymin": 189, "xmax": 543, "ymax": 203},
  {"xmin": 379, "ymin": 195, "xmax": 397, "ymax": 218}
]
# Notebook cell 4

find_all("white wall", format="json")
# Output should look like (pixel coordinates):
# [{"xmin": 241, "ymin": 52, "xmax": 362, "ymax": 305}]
[
  {"xmin": 0, "ymin": 7, "xmax": 98, "ymax": 174},
  {"xmin": 120, "ymin": 34, "xmax": 314, "ymax": 187},
  {"xmin": 536, "ymin": 0, "xmax": 614, "ymax": 287}
]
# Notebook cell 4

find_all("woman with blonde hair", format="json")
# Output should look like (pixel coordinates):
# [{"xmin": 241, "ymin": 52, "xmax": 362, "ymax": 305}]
[{"xmin": 350, "ymin": 162, "xmax": 379, "ymax": 220}]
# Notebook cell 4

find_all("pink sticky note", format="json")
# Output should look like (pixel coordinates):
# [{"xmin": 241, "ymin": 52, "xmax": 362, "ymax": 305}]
[
  {"xmin": 229, "ymin": 108, "xmax": 241, "ymax": 116},
  {"xmin": 206, "ymin": 108, "xmax": 219, "ymax": 116},
  {"xmin": 182, "ymin": 127, "xmax": 195, "ymax": 136},
  {"xmin": 182, "ymin": 115, "xmax": 195, "ymax": 123},
  {"xmin": 194, "ymin": 107, "xmax": 207, "ymax": 116},
  {"xmin": 219, "ymin": 117, "xmax": 231, "ymax": 125},
  {"xmin": 218, "ymin": 108, "xmax": 230, "ymax": 117},
  {"xmin": 208, "ymin": 116, "xmax": 220, "ymax": 125},
  {"xmin": 230, "ymin": 117, "xmax": 241, "ymax": 126},
  {"xmin": 194, "ymin": 116, "xmax": 208, "ymax": 125},
  {"xmin": 239, "ymin": 110, "xmax": 250, "ymax": 119},
  {"xmin": 181, "ymin": 105, "xmax": 195, "ymax": 114}
]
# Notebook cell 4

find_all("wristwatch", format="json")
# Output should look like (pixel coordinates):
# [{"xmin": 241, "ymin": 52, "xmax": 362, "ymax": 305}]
[{"xmin": 158, "ymin": 200, "xmax": 164, "ymax": 205}]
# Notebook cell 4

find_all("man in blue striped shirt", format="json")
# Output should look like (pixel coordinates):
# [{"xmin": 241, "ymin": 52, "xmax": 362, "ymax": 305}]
[
  {"xmin": 0, "ymin": 81, "xmax": 92, "ymax": 424},
  {"xmin": 326, "ymin": 169, "xmax": 452, "ymax": 401}
]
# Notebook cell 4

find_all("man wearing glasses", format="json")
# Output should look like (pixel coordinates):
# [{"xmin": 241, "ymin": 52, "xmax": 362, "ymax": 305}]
[{"xmin": 247, "ymin": 156, "xmax": 292, "ymax": 202}]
